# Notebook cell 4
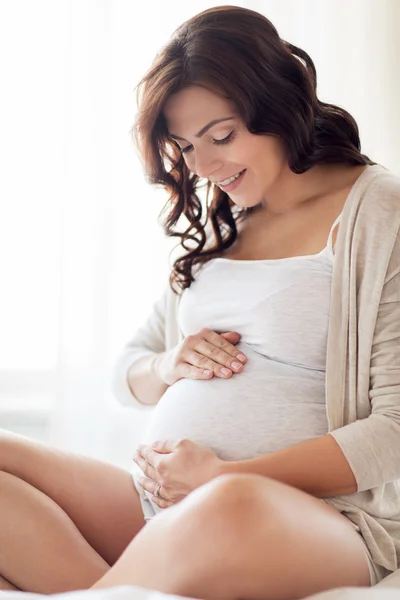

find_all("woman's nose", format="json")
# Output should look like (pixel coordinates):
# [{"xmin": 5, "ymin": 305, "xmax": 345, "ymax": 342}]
[{"xmin": 194, "ymin": 151, "xmax": 221, "ymax": 180}]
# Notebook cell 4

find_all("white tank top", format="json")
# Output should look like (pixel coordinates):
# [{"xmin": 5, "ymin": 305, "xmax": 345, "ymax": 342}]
[{"xmin": 141, "ymin": 212, "xmax": 342, "ymax": 463}]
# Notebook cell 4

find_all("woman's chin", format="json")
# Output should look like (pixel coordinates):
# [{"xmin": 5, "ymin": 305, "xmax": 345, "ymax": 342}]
[{"xmin": 231, "ymin": 196, "xmax": 263, "ymax": 209}]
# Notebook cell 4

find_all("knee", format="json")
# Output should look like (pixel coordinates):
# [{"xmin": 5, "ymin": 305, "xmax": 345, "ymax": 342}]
[
  {"xmin": 0, "ymin": 470, "xmax": 11, "ymax": 486},
  {"xmin": 179, "ymin": 473, "xmax": 272, "ymax": 542},
  {"xmin": 0, "ymin": 431, "xmax": 18, "ymax": 472},
  {"xmin": 154, "ymin": 474, "xmax": 269, "ymax": 582},
  {"xmin": 0, "ymin": 430, "xmax": 34, "ymax": 474}
]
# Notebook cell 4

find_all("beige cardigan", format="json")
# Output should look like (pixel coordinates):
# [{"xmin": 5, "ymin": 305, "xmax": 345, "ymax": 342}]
[{"xmin": 113, "ymin": 164, "xmax": 400, "ymax": 572}]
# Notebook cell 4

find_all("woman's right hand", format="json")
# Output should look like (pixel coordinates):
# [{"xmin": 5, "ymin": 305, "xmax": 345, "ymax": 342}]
[{"xmin": 154, "ymin": 329, "xmax": 247, "ymax": 386}]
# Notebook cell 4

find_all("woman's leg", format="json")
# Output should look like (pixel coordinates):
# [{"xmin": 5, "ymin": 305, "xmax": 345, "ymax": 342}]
[
  {"xmin": 0, "ymin": 574, "xmax": 20, "ymax": 591},
  {"xmin": 0, "ymin": 430, "xmax": 146, "ymax": 594},
  {"xmin": 93, "ymin": 473, "xmax": 371, "ymax": 600}
]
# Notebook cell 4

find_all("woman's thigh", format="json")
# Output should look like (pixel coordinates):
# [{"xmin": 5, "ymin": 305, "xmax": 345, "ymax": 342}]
[
  {"xmin": 203, "ymin": 475, "xmax": 373, "ymax": 597},
  {"xmin": 0, "ymin": 430, "xmax": 146, "ymax": 566},
  {"xmin": 93, "ymin": 474, "xmax": 372, "ymax": 598},
  {"xmin": 0, "ymin": 574, "xmax": 20, "ymax": 591}
]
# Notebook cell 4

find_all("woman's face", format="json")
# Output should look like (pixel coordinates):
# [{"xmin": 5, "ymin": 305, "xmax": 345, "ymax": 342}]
[{"xmin": 163, "ymin": 85, "xmax": 289, "ymax": 209}]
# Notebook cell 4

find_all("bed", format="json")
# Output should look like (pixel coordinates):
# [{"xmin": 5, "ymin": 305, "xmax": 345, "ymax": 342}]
[{"xmin": 1, "ymin": 567, "xmax": 400, "ymax": 600}]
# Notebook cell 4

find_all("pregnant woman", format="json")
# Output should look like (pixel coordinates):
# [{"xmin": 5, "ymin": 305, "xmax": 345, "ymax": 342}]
[{"xmin": 1, "ymin": 6, "xmax": 400, "ymax": 600}]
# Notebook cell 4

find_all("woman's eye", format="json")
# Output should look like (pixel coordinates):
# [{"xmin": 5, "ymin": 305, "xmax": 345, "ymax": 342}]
[
  {"xmin": 181, "ymin": 130, "xmax": 236, "ymax": 155},
  {"xmin": 181, "ymin": 144, "xmax": 193, "ymax": 154},
  {"xmin": 213, "ymin": 130, "xmax": 236, "ymax": 146}
]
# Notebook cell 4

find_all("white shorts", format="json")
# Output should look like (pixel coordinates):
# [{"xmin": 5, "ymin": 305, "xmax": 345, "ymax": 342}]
[{"xmin": 132, "ymin": 470, "xmax": 164, "ymax": 521}]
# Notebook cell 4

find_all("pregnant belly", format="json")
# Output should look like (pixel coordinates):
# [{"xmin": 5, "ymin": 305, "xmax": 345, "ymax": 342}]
[{"xmin": 141, "ymin": 345, "xmax": 329, "ymax": 461}]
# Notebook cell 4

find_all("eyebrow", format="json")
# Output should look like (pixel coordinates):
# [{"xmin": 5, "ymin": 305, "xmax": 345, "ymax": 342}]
[{"xmin": 169, "ymin": 117, "xmax": 235, "ymax": 141}]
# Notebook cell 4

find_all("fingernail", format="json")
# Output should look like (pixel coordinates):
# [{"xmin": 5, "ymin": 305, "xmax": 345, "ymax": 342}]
[
  {"xmin": 237, "ymin": 354, "xmax": 247, "ymax": 362},
  {"xmin": 231, "ymin": 361, "xmax": 242, "ymax": 371}
]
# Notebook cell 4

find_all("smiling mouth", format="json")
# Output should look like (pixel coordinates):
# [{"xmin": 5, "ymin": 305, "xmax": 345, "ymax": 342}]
[{"xmin": 216, "ymin": 169, "xmax": 246, "ymax": 186}]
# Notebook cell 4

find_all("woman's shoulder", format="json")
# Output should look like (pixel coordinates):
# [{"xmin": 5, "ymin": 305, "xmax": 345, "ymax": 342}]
[
  {"xmin": 347, "ymin": 164, "xmax": 400, "ymax": 269},
  {"xmin": 360, "ymin": 164, "xmax": 400, "ymax": 217}
]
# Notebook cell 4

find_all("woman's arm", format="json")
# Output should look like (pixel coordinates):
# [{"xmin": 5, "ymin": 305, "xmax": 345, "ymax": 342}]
[
  {"xmin": 112, "ymin": 289, "xmax": 168, "ymax": 409},
  {"xmin": 217, "ymin": 433, "xmax": 357, "ymax": 497},
  {"xmin": 127, "ymin": 352, "xmax": 169, "ymax": 406},
  {"xmin": 220, "ymin": 247, "xmax": 400, "ymax": 496},
  {"xmin": 136, "ymin": 244, "xmax": 400, "ymax": 499},
  {"xmin": 220, "ymin": 255, "xmax": 400, "ymax": 496},
  {"xmin": 134, "ymin": 434, "xmax": 356, "ymax": 504}
]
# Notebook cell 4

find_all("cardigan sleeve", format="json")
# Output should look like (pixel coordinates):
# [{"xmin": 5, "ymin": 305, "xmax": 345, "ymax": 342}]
[
  {"xmin": 111, "ymin": 289, "xmax": 168, "ymax": 409},
  {"xmin": 329, "ymin": 237, "xmax": 400, "ymax": 491}
]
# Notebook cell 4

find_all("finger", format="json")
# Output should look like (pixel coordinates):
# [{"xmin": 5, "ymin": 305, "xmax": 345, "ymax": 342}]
[
  {"xmin": 137, "ymin": 477, "xmax": 173, "ymax": 508},
  {"xmin": 138, "ymin": 445, "xmax": 164, "ymax": 469},
  {"xmin": 187, "ymin": 350, "xmax": 233, "ymax": 378},
  {"xmin": 150, "ymin": 494, "xmax": 174, "ymax": 509},
  {"xmin": 220, "ymin": 331, "xmax": 240, "ymax": 341},
  {"xmin": 133, "ymin": 452, "xmax": 158, "ymax": 480},
  {"xmin": 179, "ymin": 362, "xmax": 215, "ymax": 380},
  {"xmin": 137, "ymin": 476, "xmax": 160, "ymax": 495},
  {"xmin": 197, "ymin": 342, "xmax": 246, "ymax": 372},
  {"xmin": 151, "ymin": 440, "xmax": 175, "ymax": 453},
  {"xmin": 202, "ymin": 331, "xmax": 248, "ymax": 363}
]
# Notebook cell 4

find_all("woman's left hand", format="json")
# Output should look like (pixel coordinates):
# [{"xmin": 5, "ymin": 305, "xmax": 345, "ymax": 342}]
[{"xmin": 133, "ymin": 439, "xmax": 223, "ymax": 508}]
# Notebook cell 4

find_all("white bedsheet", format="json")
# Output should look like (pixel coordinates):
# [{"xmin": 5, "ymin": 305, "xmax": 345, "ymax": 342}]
[{"xmin": 2, "ymin": 577, "xmax": 400, "ymax": 600}]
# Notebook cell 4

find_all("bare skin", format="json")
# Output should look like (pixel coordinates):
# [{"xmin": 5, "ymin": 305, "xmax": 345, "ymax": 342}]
[
  {"xmin": 92, "ymin": 160, "xmax": 373, "ymax": 598},
  {"xmin": 89, "ymin": 86, "xmax": 374, "ymax": 598},
  {"xmin": 0, "ymin": 83, "xmax": 374, "ymax": 598},
  {"xmin": 0, "ymin": 163, "xmax": 372, "ymax": 597},
  {"xmin": 223, "ymin": 163, "xmax": 368, "ymax": 261},
  {"xmin": 92, "ymin": 473, "xmax": 371, "ymax": 599},
  {"xmin": 0, "ymin": 431, "xmax": 146, "ymax": 593},
  {"xmin": 0, "ymin": 432, "xmax": 372, "ymax": 599},
  {"xmin": 0, "ymin": 574, "xmax": 19, "ymax": 591}
]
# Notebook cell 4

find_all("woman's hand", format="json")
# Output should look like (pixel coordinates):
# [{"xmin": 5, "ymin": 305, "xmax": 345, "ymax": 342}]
[
  {"xmin": 133, "ymin": 439, "xmax": 223, "ymax": 508},
  {"xmin": 154, "ymin": 328, "xmax": 247, "ymax": 386}
]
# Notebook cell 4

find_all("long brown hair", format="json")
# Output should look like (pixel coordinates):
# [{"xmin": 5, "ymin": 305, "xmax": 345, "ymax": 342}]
[{"xmin": 132, "ymin": 5, "xmax": 374, "ymax": 294}]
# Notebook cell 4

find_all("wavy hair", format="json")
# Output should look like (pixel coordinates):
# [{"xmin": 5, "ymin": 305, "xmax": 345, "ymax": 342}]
[{"xmin": 132, "ymin": 5, "xmax": 374, "ymax": 294}]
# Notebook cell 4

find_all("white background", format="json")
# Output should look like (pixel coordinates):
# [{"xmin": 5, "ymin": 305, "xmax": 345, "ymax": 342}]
[{"xmin": 0, "ymin": 0, "xmax": 399, "ymax": 469}]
